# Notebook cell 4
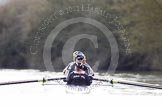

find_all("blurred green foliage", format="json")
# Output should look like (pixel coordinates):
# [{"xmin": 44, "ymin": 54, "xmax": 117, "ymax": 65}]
[{"xmin": 0, "ymin": 0, "xmax": 162, "ymax": 72}]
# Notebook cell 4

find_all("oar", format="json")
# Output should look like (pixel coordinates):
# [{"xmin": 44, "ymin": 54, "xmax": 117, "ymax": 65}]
[
  {"xmin": 0, "ymin": 77, "xmax": 66, "ymax": 86},
  {"xmin": 93, "ymin": 78, "xmax": 162, "ymax": 89}
]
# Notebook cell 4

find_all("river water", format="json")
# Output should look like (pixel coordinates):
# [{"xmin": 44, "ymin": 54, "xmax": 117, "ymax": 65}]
[{"xmin": 0, "ymin": 69, "xmax": 162, "ymax": 108}]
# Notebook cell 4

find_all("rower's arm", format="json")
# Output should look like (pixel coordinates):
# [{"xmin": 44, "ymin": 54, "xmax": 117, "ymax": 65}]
[
  {"xmin": 63, "ymin": 65, "xmax": 69, "ymax": 74},
  {"xmin": 63, "ymin": 62, "xmax": 75, "ymax": 75},
  {"xmin": 89, "ymin": 67, "xmax": 94, "ymax": 76},
  {"xmin": 82, "ymin": 63, "xmax": 94, "ymax": 76}
]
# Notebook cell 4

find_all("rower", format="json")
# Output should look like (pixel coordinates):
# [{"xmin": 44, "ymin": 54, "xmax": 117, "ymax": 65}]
[
  {"xmin": 63, "ymin": 51, "xmax": 94, "ymax": 76},
  {"xmin": 63, "ymin": 51, "xmax": 93, "ymax": 85}
]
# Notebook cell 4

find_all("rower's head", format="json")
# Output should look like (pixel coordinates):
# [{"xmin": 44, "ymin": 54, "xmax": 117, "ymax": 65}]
[
  {"xmin": 73, "ymin": 51, "xmax": 85, "ymax": 62},
  {"xmin": 75, "ymin": 54, "xmax": 84, "ymax": 68},
  {"xmin": 76, "ymin": 54, "xmax": 84, "ymax": 61}
]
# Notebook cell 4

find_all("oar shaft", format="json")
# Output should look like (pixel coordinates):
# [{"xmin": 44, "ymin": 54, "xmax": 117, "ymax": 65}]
[
  {"xmin": 92, "ymin": 78, "xmax": 162, "ymax": 90},
  {"xmin": 0, "ymin": 77, "xmax": 66, "ymax": 86},
  {"xmin": 47, "ymin": 77, "xmax": 66, "ymax": 81},
  {"xmin": 117, "ymin": 80, "xmax": 162, "ymax": 89},
  {"xmin": 92, "ymin": 78, "xmax": 110, "ymax": 82},
  {"xmin": 0, "ymin": 80, "xmax": 39, "ymax": 85}
]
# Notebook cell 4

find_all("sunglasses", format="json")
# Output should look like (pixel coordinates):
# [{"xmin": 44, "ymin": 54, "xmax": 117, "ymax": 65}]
[{"xmin": 77, "ymin": 58, "xmax": 83, "ymax": 60}]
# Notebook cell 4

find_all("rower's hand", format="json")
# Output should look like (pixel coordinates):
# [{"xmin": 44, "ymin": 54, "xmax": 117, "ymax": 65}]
[
  {"xmin": 81, "ymin": 64, "xmax": 88, "ymax": 71},
  {"xmin": 89, "ymin": 73, "xmax": 94, "ymax": 76},
  {"xmin": 63, "ymin": 70, "xmax": 66, "ymax": 75}
]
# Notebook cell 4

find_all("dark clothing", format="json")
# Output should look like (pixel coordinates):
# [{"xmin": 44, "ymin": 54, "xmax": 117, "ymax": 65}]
[
  {"xmin": 66, "ymin": 72, "xmax": 92, "ymax": 86},
  {"xmin": 65, "ymin": 62, "xmax": 92, "ymax": 86}
]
